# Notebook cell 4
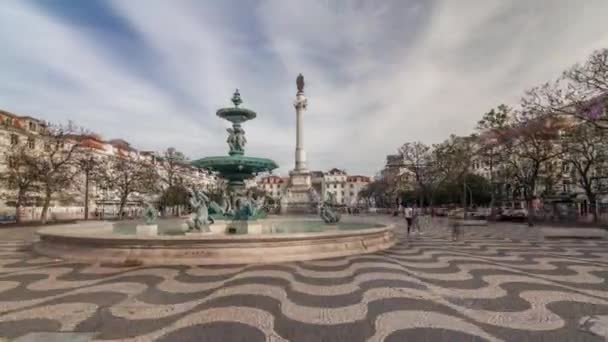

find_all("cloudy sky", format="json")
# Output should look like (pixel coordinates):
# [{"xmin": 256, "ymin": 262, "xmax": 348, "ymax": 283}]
[{"xmin": 1, "ymin": 1, "xmax": 607, "ymax": 176}]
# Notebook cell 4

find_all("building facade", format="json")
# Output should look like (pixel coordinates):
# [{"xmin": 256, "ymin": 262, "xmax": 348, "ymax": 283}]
[
  {"xmin": 257, "ymin": 169, "xmax": 370, "ymax": 206},
  {"xmin": 0, "ymin": 110, "xmax": 216, "ymax": 221}
]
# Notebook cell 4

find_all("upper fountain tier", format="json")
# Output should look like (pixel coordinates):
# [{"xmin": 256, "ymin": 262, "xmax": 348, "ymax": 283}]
[
  {"xmin": 216, "ymin": 89, "xmax": 257, "ymax": 124},
  {"xmin": 191, "ymin": 90, "xmax": 278, "ymax": 189}
]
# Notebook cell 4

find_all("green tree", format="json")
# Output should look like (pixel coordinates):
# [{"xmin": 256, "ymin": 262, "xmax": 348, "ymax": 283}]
[{"xmin": 159, "ymin": 185, "xmax": 190, "ymax": 209}]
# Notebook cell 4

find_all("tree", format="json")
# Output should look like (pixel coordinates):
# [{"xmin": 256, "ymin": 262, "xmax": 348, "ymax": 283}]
[
  {"xmin": 523, "ymin": 49, "xmax": 608, "ymax": 130},
  {"xmin": 0, "ymin": 144, "xmax": 40, "ymax": 223},
  {"xmin": 433, "ymin": 134, "xmax": 475, "ymax": 210},
  {"xmin": 433, "ymin": 174, "xmax": 492, "ymax": 206},
  {"xmin": 158, "ymin": 185, "xmax": 190, "ymax": 212},
  {"xmin": 398, "ymin": 142, "xmax": 437, "ymax": 206},
  {"xmin": 565, "ymin": 49, "xmax": 608, "ymax": 94},
  {"xmin": 476, "ymin": 105, "xmax": 515, "ymax": 212},
  {"xmin": 561, "ymin": 121, "xmax": 608, "ymax": 223},
  {"xmin": 33, "ymin": 122, "xmax": 84, "ymax": 223},
  {"xmin": 99, "ymin": 155, "xmax": 159, "ymax": 217},
  {"xmin": 76, "ymin": 149, "xmax": 102, "ymax": 220},
  {"xmin": 159, "ymin": 147, "xmax": 188, "ymax": 188},
  {"xmin": 500, "ymin": 112, "xmax": 563, "ymax": 226},
  {"xmin": 359, "ymin": 178, "xmax": 391, "ymax": 208}
]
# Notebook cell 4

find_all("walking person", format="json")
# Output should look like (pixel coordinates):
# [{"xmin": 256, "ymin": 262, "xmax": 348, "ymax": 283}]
[
  {"xmin": 412, "ymin": 205, "xmax": 422, "ymax": 236},
  {"xmin": 404, "ymin": 204, "xmax": 413, "ymax": 236}
]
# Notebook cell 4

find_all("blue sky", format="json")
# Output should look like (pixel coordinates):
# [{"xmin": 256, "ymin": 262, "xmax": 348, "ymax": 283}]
[{"xmin": 1, "ymin": 1, "xmax": 608, "ymax": 176}]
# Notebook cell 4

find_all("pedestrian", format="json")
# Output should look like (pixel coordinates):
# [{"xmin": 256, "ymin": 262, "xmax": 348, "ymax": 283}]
[
  {"xmin": 404, "ymin": 204, "xmax": 413, "ymax": 235},
  {"xmin": 412, "ymin": 205, "xmax": 422, "ymax": 236},
  {"xmin": 451, "ymin": 219, "xmax": 462, "ymax": 241}
]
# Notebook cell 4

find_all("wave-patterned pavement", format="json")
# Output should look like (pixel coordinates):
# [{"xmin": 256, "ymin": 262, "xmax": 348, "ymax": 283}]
[{"xmin": 0, "ymin": 218, "xmax": 607, "ymax": 341}]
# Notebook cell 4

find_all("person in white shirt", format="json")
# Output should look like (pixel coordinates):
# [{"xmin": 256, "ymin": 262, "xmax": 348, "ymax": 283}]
[
  {"xmin": 412, "ymin": 205, "xmax": 422, "ymax": 236},
  {"xmin": 404, "ymin": 205, "xmax": 413, "ymax": 235}
]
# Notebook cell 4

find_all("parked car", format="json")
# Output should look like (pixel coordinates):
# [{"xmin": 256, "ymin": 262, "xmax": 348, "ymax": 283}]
[
  {"xmin": 470, "ymin": 208, "xmax": 491, "ymax": 220},
  {"xmin": 511, "ymin": 208, "xmax": 528, "ymax": 219},
  {"xmin": 0, "ymin": 213, "xmax": 16, "ymax": 224},
  {"xmin": 498, "ymin": 207, "xmax": 528, "ymax": 221},
  {"xmin": 447, "ymin": 208, "xmax": 465, "ymax": 219},
  {"xmin": 434, "ymin": 208, "xmax": 449, "ymax": 216}
]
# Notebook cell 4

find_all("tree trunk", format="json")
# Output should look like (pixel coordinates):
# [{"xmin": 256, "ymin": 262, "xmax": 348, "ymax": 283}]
[
  {"xmin": 40, "ymin": 187, "xmax": 52, "ymax": 224},
  {"xmin": 588, "ymin": 194, "xmax": 598, "ymax": 224},
  {"xmin": 526, "ymin": 198, "xmax": 534, "ymax": 227},
  {"xmin": 118, "ymin": 194, "xmax": 128, "ymax": 219},
  {"xmin": 15, "ymin": 190, "xmax": 23, "ymax": 224},
  {"xmin": 462, "ymin": 178, "xmax": 467, "ymax": 219},
  {"xmin": 84, "ymin": 170, "xmax": 90, "ymax": 220}
]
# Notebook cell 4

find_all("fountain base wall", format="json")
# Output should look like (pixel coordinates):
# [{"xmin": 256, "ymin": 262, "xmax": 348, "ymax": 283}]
[{"xmin": 35, "ymin": 221, "xmax": 396, "ymax": 265}]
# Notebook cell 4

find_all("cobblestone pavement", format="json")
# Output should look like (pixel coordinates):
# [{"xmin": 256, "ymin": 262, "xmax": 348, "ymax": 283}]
[{"xmin": 0, "ymin": 218, "xmax": 607, "ymax": 341}]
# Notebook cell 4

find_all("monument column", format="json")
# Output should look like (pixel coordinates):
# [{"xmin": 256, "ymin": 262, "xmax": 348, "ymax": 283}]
[
  {"xmin": 294, "ymin": 73, "xmax": 308, "ymax": 171},
  {"xmin": 283, "ymin": 73, "xmax": 316, "ymax": 214}
]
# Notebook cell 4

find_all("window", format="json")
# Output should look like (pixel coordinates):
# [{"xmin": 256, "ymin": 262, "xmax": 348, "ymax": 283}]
[
  {"xmin": 350, "ymin": 184, "xmax": 354, "ymax": 188},
  {"xmin": 29, "ymin": 122, "xmax": 37, "ymax": 131},
  {"xmin": 341, "ymin": 191, "xmax": 344, "ymax": 197},
  {"xmin": 10, "ymin": 134, "xmax": 19, "ymax": 146},
  {"xmin": 350, "ymin": 192, "xmax": 354, "ymax": 196},
  {"xmin": 333, "ymin": 184, "xmax": 337, "ymax": 189},
  {"xmin": 7, "ymin": 156, "xmax": 16, "ymax": 168},
  {"xmin": 27, "ymin": 137, "xmax": 35, "ymax": 149},
  {"xmin": 5, "ymin": 117, "xmax": 12, "ymax": 126}
]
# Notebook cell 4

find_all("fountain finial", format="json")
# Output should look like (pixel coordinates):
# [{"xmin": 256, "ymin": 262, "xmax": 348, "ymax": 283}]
[{"xmin": 231, "ymin": 89, "xmax": 243, "ymax": 107}]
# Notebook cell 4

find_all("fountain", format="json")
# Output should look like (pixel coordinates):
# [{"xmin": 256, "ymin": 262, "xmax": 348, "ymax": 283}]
[
  {"xmin": 189, "ymin": 90, "xmax": 278, "ymax": 233},
  {"xmin": 34, "ymin": 90, "xmax": 397, "ymax": 265}
]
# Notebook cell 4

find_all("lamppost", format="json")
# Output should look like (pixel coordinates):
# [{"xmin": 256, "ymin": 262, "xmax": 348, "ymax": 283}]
[{"xmin": 464, "ymin": 183, "xmax": 473, "ymax": 208}]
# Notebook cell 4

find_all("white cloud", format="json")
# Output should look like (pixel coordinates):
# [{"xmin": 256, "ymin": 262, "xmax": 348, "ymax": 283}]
[{"xmin": 1, "ymin": 0, "xmax": 608, "ymax": 176}]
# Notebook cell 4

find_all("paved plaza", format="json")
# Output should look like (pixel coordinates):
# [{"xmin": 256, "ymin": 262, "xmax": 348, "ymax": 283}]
[{"xmin": 0, "ymin": 218, "xmax": 607, "ymax": 341}]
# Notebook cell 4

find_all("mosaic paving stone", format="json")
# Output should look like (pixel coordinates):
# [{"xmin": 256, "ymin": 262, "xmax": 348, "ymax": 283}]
[{"xmin": 0, "ymin": 218, "xmax": 607, "ymax": 341}]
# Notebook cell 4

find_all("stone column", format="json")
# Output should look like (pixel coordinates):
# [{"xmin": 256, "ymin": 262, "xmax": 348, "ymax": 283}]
[{"xmin": 294, "ymin": 90, "xmax": 308, "ymax": 171}]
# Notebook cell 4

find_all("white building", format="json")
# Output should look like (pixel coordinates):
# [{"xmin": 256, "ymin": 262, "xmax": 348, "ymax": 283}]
[
  {"xmin": 258, "ymin": 175, "xmax": 288, "ymax": 200},
  {"xmin": 0, "ymin": 109, "xmax": 216, "ymax": 221},
  {"xmin": 257, "ymin": 168, "xmax": 370, "ymax": 206}
]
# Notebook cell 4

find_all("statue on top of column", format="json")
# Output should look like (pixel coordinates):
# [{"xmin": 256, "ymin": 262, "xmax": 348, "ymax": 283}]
[{"xmin": 296, "ymin": 73, "xmax": 305, "ymax": 93}]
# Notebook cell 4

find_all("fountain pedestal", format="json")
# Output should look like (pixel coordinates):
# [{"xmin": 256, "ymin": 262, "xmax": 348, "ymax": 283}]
[{"xmin": 136, "ymin": 224, "xmax": 158, "ymax": 236}]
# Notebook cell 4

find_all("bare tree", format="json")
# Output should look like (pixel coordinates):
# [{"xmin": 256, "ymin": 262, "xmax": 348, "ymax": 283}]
[
  {"xmin": 499, "ymin": 112, "xmax": 563, "ymax": 226},
  {"xmin": 565, "ymin": 48, "xmax": 608, "ymax": 94},
  {"xmin": 561, "ymin": 121, "xmax": 608, "ymax": 223},
  {"xmin": 523, "ymin": 49, "xmax": 608, "ymax": 130},
  {"xmin": 100, "ymin": 155, "xmax": 159, "ymax": 217},
  {"xmin": 476, "ymin": 105, "xmax": 515, "ymax": 213},
  {"xmin": 398, "ymin": 142, "xmax": 439, "ymax": 206},
  {"xmin": 33, "ymin": 122, "xmax": 84, "ymax": 223},
  {"xmin": 159, "ymin": 147, "xmax": 188, "ymax": 188},
  {"xmin": 433, "ymin": 134, "xmax": 475, "ymax": 212},
  {"xmin": 76, "ymin": 150, "xmax": 102, "ymax": 220},
  {"xmin": 0, "ymin": 144, "xmax": 40, "ymax": 223}
]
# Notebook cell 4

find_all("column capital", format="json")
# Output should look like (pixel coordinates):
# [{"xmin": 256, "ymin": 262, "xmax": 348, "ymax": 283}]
[{"xmin": 294, "ymin": 95, "xmax": 307, "ymax": 110}]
